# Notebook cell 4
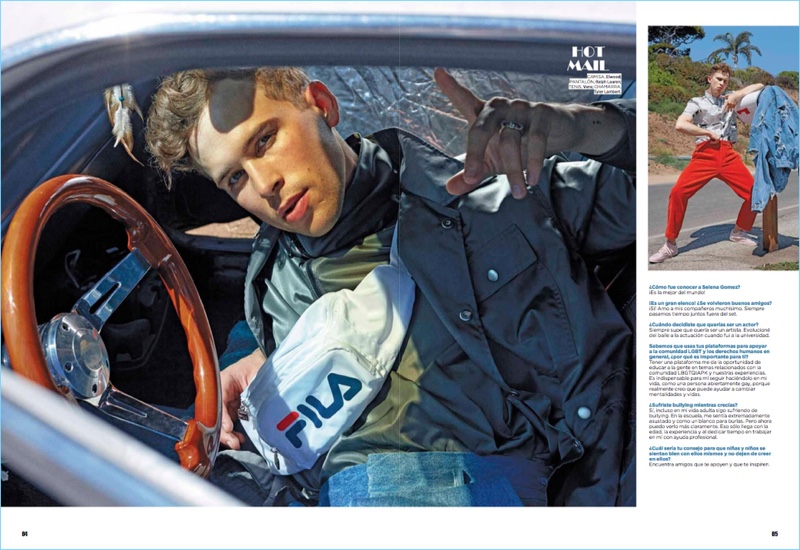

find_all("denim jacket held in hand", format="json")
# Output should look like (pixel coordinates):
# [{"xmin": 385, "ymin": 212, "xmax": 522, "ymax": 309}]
[{"xmin": 748, "ymin": 86, "xmax": 799, "ymax": 212}]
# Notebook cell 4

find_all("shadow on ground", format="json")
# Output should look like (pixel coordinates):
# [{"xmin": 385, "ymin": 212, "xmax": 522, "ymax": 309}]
[{"xmin": 683, "ymin": 224, "xmax": 800, "ymax": 258}]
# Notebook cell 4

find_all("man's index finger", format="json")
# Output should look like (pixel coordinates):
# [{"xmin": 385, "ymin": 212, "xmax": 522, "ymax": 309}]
[{"xmin": 433, "ymin": 68, "xmax": 483, "ymax": 123}]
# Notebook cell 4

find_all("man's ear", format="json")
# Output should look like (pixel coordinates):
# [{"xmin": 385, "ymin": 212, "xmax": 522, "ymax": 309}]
[{"xmin": 305, "ymin": 80, "xmax": 340, "ymax": 127}]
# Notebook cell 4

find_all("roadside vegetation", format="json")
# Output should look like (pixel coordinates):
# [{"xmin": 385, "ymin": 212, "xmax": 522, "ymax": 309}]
[{"xmin": 754, "ymin": 262, "xmax": 799, "ymax": 271}]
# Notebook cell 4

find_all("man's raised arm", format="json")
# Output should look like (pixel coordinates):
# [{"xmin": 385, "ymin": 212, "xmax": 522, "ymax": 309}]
[{"xmin": 433, "ymin": 68, "xmax": 628, "ymax": 199}]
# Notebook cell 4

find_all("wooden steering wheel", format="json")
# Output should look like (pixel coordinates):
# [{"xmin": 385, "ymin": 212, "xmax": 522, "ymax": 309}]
[{"xmin": 1, "ymin": 175, "xmax": 221, "ymax": 477}]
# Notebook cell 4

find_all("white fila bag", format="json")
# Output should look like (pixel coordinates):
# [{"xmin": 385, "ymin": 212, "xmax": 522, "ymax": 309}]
[{"xmin": 238, "ymin": 230, "xmax": 414, "ymax": 475}]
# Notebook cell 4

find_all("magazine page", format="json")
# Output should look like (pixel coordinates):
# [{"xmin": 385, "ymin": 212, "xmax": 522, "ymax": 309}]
[
  {"xmin": 641, "ymin": 3, "xmax": 799, "ymax": 550},
  {"xmin": 0, "ymin": 1, "xmax": 796, "ymax": 549}
]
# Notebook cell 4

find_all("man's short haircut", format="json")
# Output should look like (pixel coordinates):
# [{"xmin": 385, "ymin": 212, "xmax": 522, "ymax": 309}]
[
  {"xmin": 708, "ymin": 63, "xmax": 732, "ymax": 77},
  {"xmin": 145, "ymin": 67, "xmax": 310, "ymax": 188}
]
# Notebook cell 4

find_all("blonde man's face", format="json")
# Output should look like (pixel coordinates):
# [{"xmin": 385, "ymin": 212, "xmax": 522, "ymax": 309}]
[{"xmin": 190, "ymin": 79, "xmax": 354, "ymax": 237}]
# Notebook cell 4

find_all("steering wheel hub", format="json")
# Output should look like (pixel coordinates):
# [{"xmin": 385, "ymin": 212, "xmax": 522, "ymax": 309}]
[{"xmin": 40, "ymin": 313, "xmax": 110, "ymax": 399}]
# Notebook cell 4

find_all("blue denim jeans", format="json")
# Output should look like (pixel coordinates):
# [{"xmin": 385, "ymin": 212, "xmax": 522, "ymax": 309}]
[{"xmin": 319, "ymin": 452, "xmax": 550, "ymax": 506}]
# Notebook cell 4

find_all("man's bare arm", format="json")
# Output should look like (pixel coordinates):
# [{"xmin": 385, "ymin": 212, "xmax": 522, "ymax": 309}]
[
  {"xmin": 675, "ymin": 113, "xmax": 719, "ymax": 141},
  {"xmin": 724, "ymin": 83, "xmax": 766, "ymax": 110}
]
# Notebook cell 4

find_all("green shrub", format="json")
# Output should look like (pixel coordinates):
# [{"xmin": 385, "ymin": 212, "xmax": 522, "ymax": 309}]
[
  {"xmin": 652, "ymin": 55, "xmax": 708, "ymax": 89},
  {"xmin": 650, "ymin": 83, "xmax": 688, "ymax": 102},
  {"xmin": 651, "ymin": 155, "xmax": 689, "ymax": 171},
  {"xmin": 648, "ymin": 99, "xmax": 687, "ymax": 117},
  {"xmin": 776, "ymin": 71, "xmax": 799, "ymax": 90},
  {"xmin": 734, "ymin": 67, "xmax": 775, "ymax": 87},
  {"xmin": 648, "ymin": 62, "xmax": 678, "ymax": 87},
  {"xmin": 675, "ymin": 59, "xmax": 713, "ymax": 91},
  {"xmin": 648, "ymin": 80, "xmax": 689, "ymax": 115}
]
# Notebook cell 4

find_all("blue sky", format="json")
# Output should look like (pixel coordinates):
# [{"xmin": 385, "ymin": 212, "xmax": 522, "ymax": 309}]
[{"xmin": 686, "ymin": 26, "xmax": 799, "ymax": 77}]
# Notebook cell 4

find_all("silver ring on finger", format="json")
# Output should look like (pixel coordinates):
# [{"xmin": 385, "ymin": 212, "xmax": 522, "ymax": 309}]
[{"xmin": 500, "ymin": 120, "xmax": 525, "ymax": 132}]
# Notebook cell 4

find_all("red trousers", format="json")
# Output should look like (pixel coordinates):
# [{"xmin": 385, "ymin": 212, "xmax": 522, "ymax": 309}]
[{"xmin": 665, "ymin": 140, "xmax": 756, "ymax": 240}]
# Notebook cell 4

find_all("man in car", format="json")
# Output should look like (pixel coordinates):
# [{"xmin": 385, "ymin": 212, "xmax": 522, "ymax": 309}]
[
  {"xmin": 649, "ymin": 63, "xmax": 765, "ymax": 264},
  {"xmin": 145, "ymin": 67, "xmax": 636, "ymax": 506}
]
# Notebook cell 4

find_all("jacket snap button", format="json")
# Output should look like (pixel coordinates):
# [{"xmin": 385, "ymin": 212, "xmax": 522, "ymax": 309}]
[
  {"xmin": 441, "ymin": 218, "xmax": 454, "ymax": 229},
  {"xmin": 577, "ymin": 407, "xmax": 591, "ymax": 419},
  {"xmin": 487, "ymin": 269, "xmax": 499, "ymax": 282},
  {"xmin": 459, "ymin": 309, "xmax": 473, "ymax": 322}
]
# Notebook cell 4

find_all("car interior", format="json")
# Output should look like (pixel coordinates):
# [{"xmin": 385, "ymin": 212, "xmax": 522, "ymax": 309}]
[{"xmin": 1, "ymin": 15, "xmax": 636, "ymax": 505}]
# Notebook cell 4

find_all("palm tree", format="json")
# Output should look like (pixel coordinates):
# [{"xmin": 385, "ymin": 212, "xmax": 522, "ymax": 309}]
[{"xmin": 707, "ymin": 31, "xmax": 762, "ymax": 70}]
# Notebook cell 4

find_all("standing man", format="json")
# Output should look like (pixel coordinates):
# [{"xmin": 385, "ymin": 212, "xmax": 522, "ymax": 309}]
[{"xmin": 649, "ymin": 63, "xmax": 764, "ymax": 264}]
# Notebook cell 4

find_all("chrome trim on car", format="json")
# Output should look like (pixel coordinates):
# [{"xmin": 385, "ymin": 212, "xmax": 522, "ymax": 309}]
[
  {"xmin": 1, "ymin": 370, "xmax": 241, "ymax": 506},
  {"xmin": 2, "ymin": 12, "xmax": 635, "ymax": 69}
]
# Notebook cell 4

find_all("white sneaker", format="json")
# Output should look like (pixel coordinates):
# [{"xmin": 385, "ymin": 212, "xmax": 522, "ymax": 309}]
[
  {"xmin": 729, "ymin": 229, "xmax": 757, "ymax": 247},
  {"xmin": 649, "ymin": 242, "xmax": 679, "ymax": 264}
]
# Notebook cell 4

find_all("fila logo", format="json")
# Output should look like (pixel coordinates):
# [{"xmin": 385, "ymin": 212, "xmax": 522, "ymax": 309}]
[
  {"xmin": 276, "ymin": 372, "xmax": 363, "ymax": 449},
  {"xmin": 737, "ymin": 107, "xmax": 751, "ymax": 115}
]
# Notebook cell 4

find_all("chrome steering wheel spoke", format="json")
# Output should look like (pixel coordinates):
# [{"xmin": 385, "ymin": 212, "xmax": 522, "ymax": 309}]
[
  {"xmin": 52, "ymin": 248, "xmax": 188, "ymax": 444},
  {"xmin": 92, "ymin": 384, "xmax": 188, "ymax": 442},
  {"xmin": 72, "ymin": 248, "xmax": 151, "ymax": 331}
]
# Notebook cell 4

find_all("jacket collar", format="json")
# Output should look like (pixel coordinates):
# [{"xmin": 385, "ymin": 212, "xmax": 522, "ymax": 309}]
[
  {"xmin": 369, "ymin": 128, "xmax": 465, "ymax": 207},
  {"xmin": 291, "ymin": 133, "xmax": 399, "ymax": 259},
  {"xmin": 704, "ymin": 90, "xmax": 725, "ymax": 106}
]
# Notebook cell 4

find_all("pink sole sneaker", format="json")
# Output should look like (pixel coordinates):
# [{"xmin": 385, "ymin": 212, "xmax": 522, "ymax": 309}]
[
  {"xmin": 649, "ymin": 242, "xmax": 678, "ymax": 263},
  {"xmin": 729, "ymin": 229, "xmax": 757, "ymax": 246}
]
